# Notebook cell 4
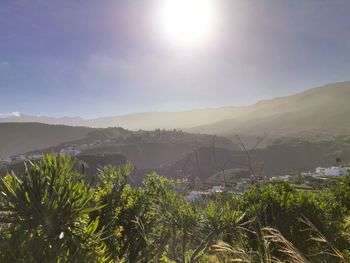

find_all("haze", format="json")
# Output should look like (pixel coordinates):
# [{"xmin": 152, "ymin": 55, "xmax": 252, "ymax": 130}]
[{"xmin": 1, "ymin": 0, "xmax": 350, "ymax": 118}]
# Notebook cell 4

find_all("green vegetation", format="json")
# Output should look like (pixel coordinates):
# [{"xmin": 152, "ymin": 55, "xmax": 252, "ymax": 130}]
[
  {"xmin": 1, "ymin": 154, "xmax": 350, "ymax": 262},
  {"xmin": 206, "ymin": 168, "xmax": 250, "ymax": 185}
]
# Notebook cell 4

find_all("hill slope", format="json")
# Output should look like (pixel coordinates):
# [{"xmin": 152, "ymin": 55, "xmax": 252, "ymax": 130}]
[
  {"xmin": 130, "ymin": 136, "xmax": 350, "ymax": 184},
  {"xmin": 0, "ymin": 123, "xmax": 91, "ymax": 158},
  {"xmin": 0, "ymin": 108, "xmax": 239, "ymax": 130},
  {"xmin": 28, "ymin": 128, "xmax": 235, "ymax": 169},
  {"xmin": 188, "ymin": 82, "xmax": 350, "ymax": 137},
  {"xmin": 1, "ymin": 81, "xmax": 350, "ymax": 137}
]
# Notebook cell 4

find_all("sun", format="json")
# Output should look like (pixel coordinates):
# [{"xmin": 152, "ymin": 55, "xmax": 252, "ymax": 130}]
[{"xmin": 158, "ymin": 0, "xmax": 216, "ymax": 46}]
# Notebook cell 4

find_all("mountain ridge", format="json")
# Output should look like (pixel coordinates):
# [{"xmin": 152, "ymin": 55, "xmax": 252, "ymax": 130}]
[
  {"xmin": 188, "ymin": 81, "xmax": 350, "ymax": 137},
  {"xmin": 1, "ymin": 81, "xmax": 349, "ymax": 136}
]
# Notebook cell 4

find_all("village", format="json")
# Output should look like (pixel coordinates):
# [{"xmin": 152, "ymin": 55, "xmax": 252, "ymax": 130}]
[
  {"xmin": 185, "ymin": 165, "xmax": 350, "ymax": 202},
  {"xmin": 0, "ymin": 140, "xmax": 104, "ymax": 165},
  {"xmin": 1, "ymin": 139, "xmax": 350, "ymax": 204}
]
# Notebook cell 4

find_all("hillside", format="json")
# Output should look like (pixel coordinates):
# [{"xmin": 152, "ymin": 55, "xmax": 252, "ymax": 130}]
[
  {"xmin": 0, "ymin": 108, "xmax": 239, "ymax": 130},
  {"xmin": 188, "ymin": 82, "xmax": 350, "ymax": 137},
  {"xmin": 130, "ymin": 135, "xmax": 350, "ymax": 185},
  {"xmin": 27, "ymin": 128, "xmax": 235, "ymax": 169},
  {"xmin": 0, "ymin": 123, "xmax": 91, "ymax": 158},
  {"xmin": 2, "ymin": 123, "xmax": 350, "ymax": 187},
  {"xmin": 1, "ymin": 82, "xmax": 350, "ymax": 138}
]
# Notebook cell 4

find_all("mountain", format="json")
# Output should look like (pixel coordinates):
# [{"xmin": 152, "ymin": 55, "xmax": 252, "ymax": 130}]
[
  {"xmin": 188, "ymin": 82, "xmax": 350, "ymax": 137},
  {"xmin": 0, "ymin": 108, "xmax": 239, "ymax": 130},
  {"xmin": 0, "ymin": 113, "xmax": 87, "ymax": 126},
  {"xmin": 0, "ymin": 123, "xmax": 91, "ymax": 159},
  {"xmin": 1, "ymin": 81, "xmax": 350, "ymax": 137}
]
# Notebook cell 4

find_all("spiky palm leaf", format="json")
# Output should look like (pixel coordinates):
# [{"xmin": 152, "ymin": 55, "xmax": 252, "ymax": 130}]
[{"xmin": 0, "ymin": 154, "xmax": 105, "ymax": 262}]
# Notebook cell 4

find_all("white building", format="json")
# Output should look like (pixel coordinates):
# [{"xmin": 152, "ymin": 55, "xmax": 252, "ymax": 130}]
[
  {"xmin": 316, "ymin": 166, "xmax": 350, "ymax": 176},
  {"xmin": 302, "ymin": 172, "xmax": 319, "ymax": 178},
  {"xmin": 185, "ymin": 191, "xmax": 202, "ymax": 202},
  {"xmin": 60, "ymin": 149, "xmax": 67, "ymax": 154},
  {"xmin": 185, "ymin": 191, "xmax": 210, "ymax": 202},
  {"xmin": 211, "ymin": 185, "xmax": 225, "ymax": 193},
  {"xmin": 276, "ymin": 175, "xmax": 290, "ymax": 182},
  {"xmin": 269, "ymin": 175, "xmax": 290, "ymax": 182},
  {"xmin": 73, "ymin": 149, "xmax": 81, "ymax": 156}
]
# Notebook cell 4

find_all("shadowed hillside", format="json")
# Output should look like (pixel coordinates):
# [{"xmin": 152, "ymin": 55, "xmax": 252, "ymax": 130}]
[
  {"xmin": 130, "ymin": 136, "xmax": 350, "ymax": 184},
  {"xmin": 81, "ymin": 131, "xmax": 234, "ymax": 169},
  {"xmin": 0, "ymin": 123, "xmax": 91, "ymax": 158},
  {"xmin": 24, "ymin": 128, "xmax": 235, "ymax": 170}
]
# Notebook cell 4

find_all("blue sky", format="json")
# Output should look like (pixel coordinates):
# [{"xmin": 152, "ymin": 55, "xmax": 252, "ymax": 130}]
[{"xmin": 0, "ymin": 0, "xmax": 350, "ymax": 118}]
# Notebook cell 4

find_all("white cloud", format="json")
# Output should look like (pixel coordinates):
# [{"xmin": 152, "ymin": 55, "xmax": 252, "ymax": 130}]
[
  {"xmin": 11, "ymin": 112, "xmax": 21, "ymax": 117},
  {"xmin": 0, "ymin": 112, "xmax": 21, "ymax": 117}
]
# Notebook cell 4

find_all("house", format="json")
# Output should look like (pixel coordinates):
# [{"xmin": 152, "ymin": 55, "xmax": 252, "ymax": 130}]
[
  {"xmin": 185, "ymin": 191, "xmax": 210, "ymax": 202},
  {"xmin": 316, "ymin": 166, "xmax": 350, "ymax": 176},
  {"xmin": 185, "ymin": 191, "xmax": 202, "ymax": 202},
  {"xmin": 269, "ymin": 175, "xmax": 290, "ymax": 182},
  {"xmin": 60, "ymin": 149, "xmax": 67, "ymax": 154},
  {"xmin": 280, "ymin": 175, "xmax": 290, "ymax": 182},
  {"xmin": 211, "ymin": 185, "xmax": 225, "ymax": 193},
  {"xmin": 73, "ymin": 149, "xmax": 81, "ymax": 156},
  {"xmin": 302, "ymin": 172, "xmax": 319, "ymax": 178}
]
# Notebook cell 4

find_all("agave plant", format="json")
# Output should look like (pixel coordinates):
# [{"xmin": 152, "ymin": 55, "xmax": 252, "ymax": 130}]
[{"xmin": 0, "ymin": 154, "xmax": 106, "ymax": 262}]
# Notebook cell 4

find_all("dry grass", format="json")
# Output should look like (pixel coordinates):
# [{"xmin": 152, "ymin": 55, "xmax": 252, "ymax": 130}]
[
  {"xmin": 212, "ymin": 241, "xmax": 254, "ymax": 262},
  {"xmin": 298, "ymin": 216, "xmax": 344, "ymax": 260},
  {"xmin": 262, "ymin": 227, "xmax": 308, "ymax": 263},
  {"xmin": 213, "ymin": 226, "xmax": 309, "ymax": 263}
]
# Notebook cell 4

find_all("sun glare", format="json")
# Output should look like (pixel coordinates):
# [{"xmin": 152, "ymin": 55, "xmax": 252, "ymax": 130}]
[{"xmin": 158, "ymin": 0, "xmax": 216, "ymax": 46}]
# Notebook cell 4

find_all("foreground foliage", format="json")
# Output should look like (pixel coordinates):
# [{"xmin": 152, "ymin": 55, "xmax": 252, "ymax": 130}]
[{"xmin": 1, "ymin": 154, "xmax": 350, "ymax": 262}]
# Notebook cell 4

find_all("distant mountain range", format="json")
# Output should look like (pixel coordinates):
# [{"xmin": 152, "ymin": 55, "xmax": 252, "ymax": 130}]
[
  {"xmin": 0, "ymin": 108, "xmax": 238, "ymax": 130},
  {"xmin": 1, "ymin": 81, "xmax": 350, "ymax": 138},
  {"xmin": 2, "ymin": 81, "xmax": 350, "ymax": 184}
]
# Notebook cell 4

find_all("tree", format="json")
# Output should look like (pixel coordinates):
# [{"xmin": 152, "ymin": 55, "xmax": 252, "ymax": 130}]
[{"xmin": 0, "ymin": 154, "xmax": 106, "ymax": 262}]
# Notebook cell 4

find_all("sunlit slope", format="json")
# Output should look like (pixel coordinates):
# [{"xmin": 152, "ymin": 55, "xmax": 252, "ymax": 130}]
[
  {"xmin": 85, "ymin": 107, "xmax": 241, "ymax": 130},
  {"xmin": 1, "ymin": 82, "xmax": 349, "ymax": 136},
  {"xmin": 0, "ymin": 123, "xmax": 91, "ymax": 158},
  {"xmin": 188, "ymin": 82, "xmax": 350, "ymax": 136},
  {"xmin": 0, "ymin": 108, "xmax": 241, "ymax": 130}
]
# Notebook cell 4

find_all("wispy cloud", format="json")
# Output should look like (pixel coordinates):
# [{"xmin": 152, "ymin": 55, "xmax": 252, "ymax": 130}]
[
  {"xmin": 0, "ymin": 112, "xmax": 21, "ymax": 117},
  {"xmin": 0, "ymin": 61, "xmax": 9, "ymax": 66}
]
